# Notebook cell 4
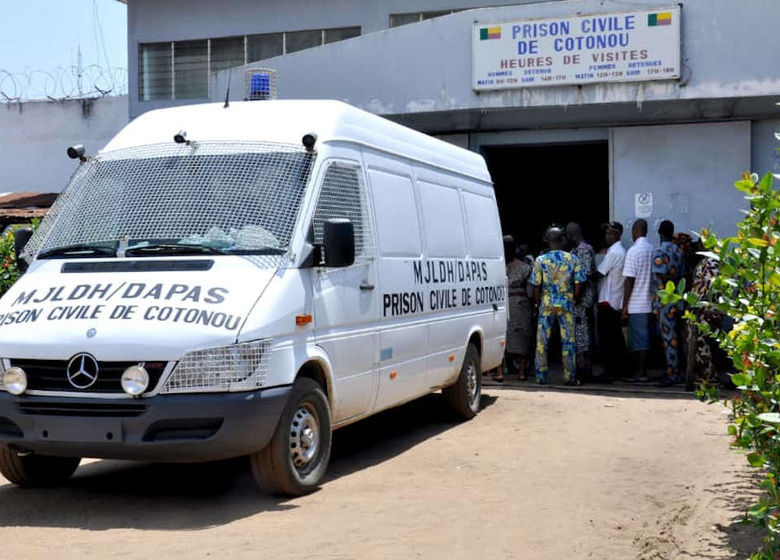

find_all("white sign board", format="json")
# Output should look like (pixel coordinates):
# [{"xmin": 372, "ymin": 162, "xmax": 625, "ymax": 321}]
[
  {"xmin": 634, "ymin": 192, "xmax": 653, "ymax": 218},
  {"xmin": 472, "ymin": 7, "xmax": 680, "ymax": 91}
]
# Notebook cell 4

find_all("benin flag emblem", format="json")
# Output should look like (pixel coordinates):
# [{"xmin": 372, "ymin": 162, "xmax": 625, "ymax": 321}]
[
  {"xmin": 647, "ymin": 12, "xmax": 672, "ymax": 26},
  {"xmin": 479, "ymin": 26, "xmax": 501, "ymax": 40}
]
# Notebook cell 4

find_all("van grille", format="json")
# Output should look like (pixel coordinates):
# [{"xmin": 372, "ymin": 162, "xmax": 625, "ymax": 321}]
[{"xmin": 9, "ymin": 359, "xmax": 167, "ymax": 394}]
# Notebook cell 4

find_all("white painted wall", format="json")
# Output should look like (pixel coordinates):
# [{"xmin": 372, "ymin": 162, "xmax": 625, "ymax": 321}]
[
  {"xmin": 126, "ymin": 0, "xmax": 533, "ymax": 118},
  {"xmin": 612, "ymin": 121, "xmax": 751, "ymax": 237},
  {"xmin": 0, "ymin": 96, "xmax": 128, "ymax": 192},
  {"xmin": 752, "ymin": 118, "xmax": 780, "ymax": 177},
  {"xmin": 210, "ymin": 0, "xmax": 780, "ymax": 120}
]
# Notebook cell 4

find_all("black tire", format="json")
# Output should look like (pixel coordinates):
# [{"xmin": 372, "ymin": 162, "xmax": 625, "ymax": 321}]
[
  {"xmin": 443, "ymin": 343, "xmax": 482, "ymax": 419},
  {"xmin": 0, "ymin": 447, "xmax": 80, "ymax": 487},
  {"xmin": 250, "ymin": 377, "xmax": 332, "ymax": 496}
]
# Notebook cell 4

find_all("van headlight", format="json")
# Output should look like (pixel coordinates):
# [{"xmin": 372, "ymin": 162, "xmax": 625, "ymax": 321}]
[
  {"xmin": 160, "ymin": 340, "xmax": 271, "ymax": 394},
  {"xmin": 3, "ymin": 366, "xmax": 27, "ymax": 396}
]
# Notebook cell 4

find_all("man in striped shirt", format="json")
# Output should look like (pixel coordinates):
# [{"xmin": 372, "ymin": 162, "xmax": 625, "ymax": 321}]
[{"xmin": 622, "ymin": 219, "xmax": 654, "ymax": 382}]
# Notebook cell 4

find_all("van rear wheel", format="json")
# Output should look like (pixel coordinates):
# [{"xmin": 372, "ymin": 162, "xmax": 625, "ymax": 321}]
[
  {"xmin": 250, "ymin": 377, "xmax": 332, "ymax": 496},
  {"xmin": 0, "ymin": 447, "xmax": 80, "ymax": 487},
  {"xmin": 443, "ymin": 343, "xmax": 481, "ymax": 419}
]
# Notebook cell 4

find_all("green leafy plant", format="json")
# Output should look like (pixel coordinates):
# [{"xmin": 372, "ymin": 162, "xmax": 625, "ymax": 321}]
[
  {"xmin": 0, "ymin": 220, "xmax": 38, "ymax": 297},
  {"xmin": 662, "ymin": 170, "xmax": 780, "ymax": 559}
]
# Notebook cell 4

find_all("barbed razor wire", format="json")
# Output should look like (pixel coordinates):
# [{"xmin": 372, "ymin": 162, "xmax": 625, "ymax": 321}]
[{"xmin": 0, "ymin": 65, "xmax": 128, "ymax": 103}]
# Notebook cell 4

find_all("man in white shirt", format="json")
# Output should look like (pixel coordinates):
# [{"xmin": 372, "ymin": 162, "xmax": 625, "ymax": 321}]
[
  {"xmin": 622, "ymin": 219, "xmax": 654, "ymax": 381},
  {"xmin": 594, "ymin": 222, "xmax": 626, "ymax": 382}
]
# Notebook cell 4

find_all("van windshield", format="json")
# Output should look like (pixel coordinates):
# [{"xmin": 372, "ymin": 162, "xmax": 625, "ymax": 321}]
[{"xmin": 29, "ymin": 141, "xmax": 315, "ymax": 261}]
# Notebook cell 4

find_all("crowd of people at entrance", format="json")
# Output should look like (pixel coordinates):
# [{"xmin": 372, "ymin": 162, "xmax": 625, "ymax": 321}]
[{"xmin": 498, "ymin": 218, "xmax": 718, "ymax": 387}]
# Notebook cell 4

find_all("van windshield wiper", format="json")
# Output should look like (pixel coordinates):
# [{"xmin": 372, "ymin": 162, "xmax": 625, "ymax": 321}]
[
  {"xmin": 38, "ymin": 244, "xmax": 118, "ymax": 259},
  {"xmin": 124, "ymin": 243, "xmax": 226, "ymax": 256},
  {"xmin": 228, "ymin": 247, "xmax": 286, "ymax": 255}
]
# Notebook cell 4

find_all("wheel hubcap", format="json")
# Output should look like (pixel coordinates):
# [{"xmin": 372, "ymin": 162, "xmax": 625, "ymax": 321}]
[
  {"xmin": 290, "ymin": 405, "xmax": 320, "ymax": 470},
  {"xmin": 466, "ymin": 360, "xmax": 479, "ymax": 404}
]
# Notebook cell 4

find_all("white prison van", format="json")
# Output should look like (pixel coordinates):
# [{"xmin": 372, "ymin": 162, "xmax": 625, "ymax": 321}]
[{"xmin": 0, "ymin": 100, "xmax": 506, "ymax": 495}]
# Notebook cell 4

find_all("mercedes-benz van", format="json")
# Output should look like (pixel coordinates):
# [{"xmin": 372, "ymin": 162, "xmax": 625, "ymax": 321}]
[{"xmin": 0, "ymin": 100, "xmax": 506, "ymax": 495}]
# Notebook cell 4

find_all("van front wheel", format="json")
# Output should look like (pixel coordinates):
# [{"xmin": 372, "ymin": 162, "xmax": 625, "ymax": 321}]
[
  {"xmin": 250, "ymin": 377, "xmax": 332, "ymax": 496},
  {"xmin": 0, "ymin": 447, "xmax": 80, "ymax": 487},
  {"xmin": 443, "ymin": 343, "xmax": 482, "ymax": 419}
]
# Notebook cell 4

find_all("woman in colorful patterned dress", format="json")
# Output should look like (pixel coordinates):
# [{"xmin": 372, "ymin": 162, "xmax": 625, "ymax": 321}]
[
  {"xmin": 503, "ymin": 235, "xmax": 534, "ymax": 381},
  {"xmin": 566, "ymin": 222, "xmax": 596, "ymax": 380}
]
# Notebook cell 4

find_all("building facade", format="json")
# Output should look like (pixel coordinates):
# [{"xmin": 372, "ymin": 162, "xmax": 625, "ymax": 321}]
[{"xmin": 122, "ymin": 0, "xmax": 780, "ymax": 247}]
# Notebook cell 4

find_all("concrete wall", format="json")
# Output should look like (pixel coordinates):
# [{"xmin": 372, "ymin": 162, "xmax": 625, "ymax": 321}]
[
  {"xmin": 0, "ymin": 96, "xmax": 128, "ymax": 192},
  {"xmin": 752, "ymin": 118, "xmax": 780, "ymax": 177},
  {"xmin": 211, "ymin": 0, "xmax": 780, "ymax": 120},
  {"xmin": 126, "ymin": 0, "xmax": 538, "ymax": 118},
  {"xmin": 612, "ymin": 121, "xmax": 750, "ymax": 237}
]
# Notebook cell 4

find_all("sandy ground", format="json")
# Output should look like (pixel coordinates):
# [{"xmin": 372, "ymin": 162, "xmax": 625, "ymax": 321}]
[{"xmin": 0, "ymin": 386, "xmax": 762, "ymax": 560}]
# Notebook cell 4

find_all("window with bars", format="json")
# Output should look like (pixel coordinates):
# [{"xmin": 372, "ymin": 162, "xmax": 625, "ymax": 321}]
[
  {"xmin": 173, "ymin": 40, "xmax": 208, "ymax": 99},
  {"xmin": 286, "ymin": 29, "xmax": 322, "ymax": 54},
  {"xmin": 247, "ymin": 33, "xmax": 284, "ymax": 62},
  {"xmin": 311, "ymin": 162, "xmax": 373, "ymax": 263},
  {"xmin": 324, "ymin": 26, "xmax": 360, "ymax": 44},
  {"xmin": 139, "ymin": 42, "xmax": 172, "ymax": 101},
  {"xmin": 211, "ymin": 36, "xmax": 245, "ymax": 72},
  {"xmin": 389, "ymin": 9, "xmax": 465, "ymax": 27},
  {"xmin": 139, "ymin": 26, "xmax": 361, "ymax": 101}
]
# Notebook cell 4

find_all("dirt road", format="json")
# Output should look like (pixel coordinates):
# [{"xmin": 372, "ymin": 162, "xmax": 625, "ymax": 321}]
[{"xmin": 0, "ymin": 388, "xmax": 760, "ymax": 559}]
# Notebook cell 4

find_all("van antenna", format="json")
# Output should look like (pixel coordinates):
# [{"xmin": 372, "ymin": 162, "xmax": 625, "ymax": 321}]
[{"xmin": 223, "ymin": 72, "xmax": 232, "ymax": 109}]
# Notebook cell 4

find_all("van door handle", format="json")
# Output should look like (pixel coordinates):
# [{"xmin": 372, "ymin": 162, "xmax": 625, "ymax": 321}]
[
  {"xmin": 492, "ymin": 303, "xmax": 498, "ymax": 311},
  {"xmin": 360, "ymin": 282, "xmax": 375, "ymax": 291}
]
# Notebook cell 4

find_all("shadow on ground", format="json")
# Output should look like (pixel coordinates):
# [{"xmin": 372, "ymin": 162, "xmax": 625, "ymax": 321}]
[
  {"xmin": 484, "ymin": 364, "xmax": 736, "ymax": 401},
  {"xmin": 708, "ymin": 474, "xmax": 766, "ymax": 559},
  {"xmin": 0, "ymin": 393, "xmax": 497, "ymax": 531}
]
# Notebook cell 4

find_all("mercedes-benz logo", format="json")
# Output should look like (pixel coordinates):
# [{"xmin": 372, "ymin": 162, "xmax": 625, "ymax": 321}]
[{"xmin": 66, "ymin": 353, "xmax": 100, "ymax": 389}]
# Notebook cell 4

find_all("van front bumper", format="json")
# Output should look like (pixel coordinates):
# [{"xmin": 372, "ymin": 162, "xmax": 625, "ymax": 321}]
[{"xmin": 0, "ymin": 386, "xmax": 291, "ymax": 462}]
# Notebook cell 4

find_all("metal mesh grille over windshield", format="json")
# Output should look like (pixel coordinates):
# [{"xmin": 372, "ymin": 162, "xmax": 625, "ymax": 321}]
[{"xmin": 25, "ymin": 142, "xmax": 315, "ymax": 263}]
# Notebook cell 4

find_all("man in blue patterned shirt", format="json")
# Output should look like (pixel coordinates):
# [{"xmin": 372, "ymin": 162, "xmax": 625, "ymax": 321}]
[{"xmin": 530, "ymin": 226, "xmax": 585, "ymax": 385}]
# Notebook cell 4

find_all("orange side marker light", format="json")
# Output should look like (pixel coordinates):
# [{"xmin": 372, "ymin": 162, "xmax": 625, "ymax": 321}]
[
  {"xmin": 295, "ymin": 314, "xmax": 313, "ymax": 326},
  {"xmin": 389, "ymin": 371, "xmax": 397, "ymax": 380},
  {"xmin": 448, "ymin": 354, "xmax": 455, "ymax": 362}
]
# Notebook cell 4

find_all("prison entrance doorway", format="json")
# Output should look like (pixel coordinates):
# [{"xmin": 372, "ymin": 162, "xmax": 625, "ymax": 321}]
[{"xmin": 482, "ymin": 142, "xmax": 610, "ymax": 256}]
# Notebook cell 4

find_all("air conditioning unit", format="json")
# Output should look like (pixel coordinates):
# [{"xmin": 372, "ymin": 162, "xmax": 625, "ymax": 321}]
[{"xmin": 245, "ymin": 69, "xmax": 277, "ymax": 100}]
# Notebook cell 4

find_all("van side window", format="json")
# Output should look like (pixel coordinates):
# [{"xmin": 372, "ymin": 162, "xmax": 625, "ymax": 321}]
[
  {"xmin": 418, "ymin": 180, "xmax": 467, "ymax": 258},
  {"xmin": 368, "ymin": 168, "xmax": 422, "ymax": 257},
  {"xmin": 462, "ymin": 191, "xmax": 501, "ymax": 258},
  {"xmin": 312, "ymin": 162, "xmax": 373, "ymax": 261}
]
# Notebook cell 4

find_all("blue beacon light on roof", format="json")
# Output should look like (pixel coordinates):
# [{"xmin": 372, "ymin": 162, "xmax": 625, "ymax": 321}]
[{"xmin": 249, "ymin": 73, "xmax": 271, "ymax": 100}]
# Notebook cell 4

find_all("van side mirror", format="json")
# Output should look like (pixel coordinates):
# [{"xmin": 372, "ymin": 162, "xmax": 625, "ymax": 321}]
[
  {"xmin": 14, "ymin": 228, "xmax": 33, "ymax": 273},
  {"xmin": 323, "ymin": 219, "xmax": 355, "ymax": 268}
]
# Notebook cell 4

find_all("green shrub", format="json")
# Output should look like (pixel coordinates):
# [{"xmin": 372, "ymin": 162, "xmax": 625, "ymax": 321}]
[
  {"xmin": 0, "ymin": 220, "xmax": 38, "ymax": 297},
  {"xmin": 0, "ymin": 228, "xmax": 23, "ymax": 296},
  {"xmin": 664, "ymin": 169, "xmax": 780, "ymax": 559}
]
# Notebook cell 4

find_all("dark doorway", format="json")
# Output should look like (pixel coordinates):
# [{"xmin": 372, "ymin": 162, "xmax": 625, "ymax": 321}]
[{"xmin": 483, "ymin": 142, "xmax": 609, "ymax": 256}]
